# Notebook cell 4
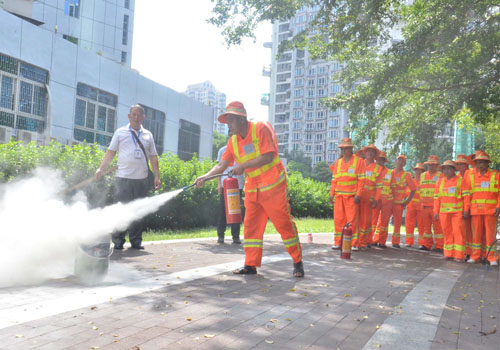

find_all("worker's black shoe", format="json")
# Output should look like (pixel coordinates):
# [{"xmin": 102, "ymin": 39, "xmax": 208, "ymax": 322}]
[
  {"xmin": 217, "ymin": 238, "xmax": 224, "ymax": 243},
  {"xmin": 131, "ymin": 245, "xmax": 144, "ymax": 250},
  {"xmin": 419, "ymin": 245, "xmax": 429, "ymax": 251},
  {"xmin": 393, "ymin": 244, "xmax": 400, "ymax": 248},
  {"xmin": 232, "ymin": 238, "xmax": 241, "ymax": 244},
  {"xmin": 233, "ymin": 265, "xmax": 257, "ymax": 275},
  {"xmin": 114, "ymin": 244, "xmax": 124, "ymax": 250},
  {"xmin": 293, "ymin": 261, "xmax": 305, "ymax": 278}
]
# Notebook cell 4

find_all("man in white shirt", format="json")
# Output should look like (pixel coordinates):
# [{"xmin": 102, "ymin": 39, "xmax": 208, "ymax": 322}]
[
  {"xmin": 95, "ymin": 104, "xmax": 161, "ymax": 249},
  {"xmin": 216, "ymin": 142, "xmax": 244, "ymax": 244}
]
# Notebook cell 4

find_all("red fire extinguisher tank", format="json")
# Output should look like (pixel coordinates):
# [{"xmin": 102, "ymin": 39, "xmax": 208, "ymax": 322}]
[
  {"xmin": 223, "ymin": 177, "xmax": 242, "ymax": 224},
  {"xmin": 340, "ymin": 222, "xmax": 353, "ymax": 259}
]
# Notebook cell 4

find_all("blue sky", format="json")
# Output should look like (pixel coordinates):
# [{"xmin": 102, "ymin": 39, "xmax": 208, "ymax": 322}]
[{"xmin": 132, "ymin": 1, "xmax": 272, "ymax": 122}]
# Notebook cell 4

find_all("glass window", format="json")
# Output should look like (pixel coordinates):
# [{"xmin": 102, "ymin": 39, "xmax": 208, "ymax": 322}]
[
  {"xmin": 18, "ymin": 81, "xmax": 33, "ymax": 113},
  {"xmin": 124, "ymin": 0, "xmax": 130, "ymax": 9},
  {"xmin": 85, "ymin": 102, "xmax": 95, "ymax": 129},
  {"xmin": 75, "ymin": 99, "xmax": 86, "ymax": 126},
  {"xmin": 0, "ymin": 76, "xmax": 14, "ymax": 110},
  {"xmin": 122, "ymin": 15, "xmax": 129, "ymax": 45},
  {"xmin": 121, "ymin": 51, "xmax": 127, "ymax": 63},
  {"xmin": 20, "ymin": 62, "xmax": 48, "ymax": 84},
  {"xmin": 178, "ymin": 119, "xmax": 200, "ymax": 160},
  {"xmin": 97, "ymin": 106, "xmax": 106, "ymax": 131},
  {"xmin": 65, "ymin": 0, "xmax": 80, "ymax": 18},
  {"xmin": 142, "ymin": 104, "xmax": 166, "ymax": 154},
  {"xmin": 0, "ymin": 54, "xmax": 18, "ymax": 75}
]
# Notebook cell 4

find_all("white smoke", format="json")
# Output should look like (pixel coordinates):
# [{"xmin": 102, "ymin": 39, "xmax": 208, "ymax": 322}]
[{"xmin": 0, "ymin": 168, "xmax": 182, "ymax": 287}]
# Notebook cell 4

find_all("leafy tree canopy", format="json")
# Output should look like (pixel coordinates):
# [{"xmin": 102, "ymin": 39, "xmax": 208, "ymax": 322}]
[
  {"xmin": 212, "ymin": 131, "xmax": 229, "ymax": 159},
  {"xmin": 209, "ymin": 0, "xmax": 500, "ymax": 162}
]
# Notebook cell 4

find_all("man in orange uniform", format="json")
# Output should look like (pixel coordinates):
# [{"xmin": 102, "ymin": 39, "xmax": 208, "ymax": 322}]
[
  {"xmin": 194, "ymin": 101, "xmax": 304, "ymax": 277},
  {"xmin": 455, "ymin": 154, "xmax": 473, "ymax": 260},
  {"xmin": 372, "ymin": 152, "xmax": 394, "ymax": 248},
  {"xmin": 405, "ymin": 163, "xmax": 425, "ymax": 248},
  {"xmin": 463, "ymin": 152, "xmax": 500, "ymax": 265},
  {"xmin": 358, "ymin": 144, "xmax": 384, "ymax": 250},
  {"xmin": 391, "ymin": 155, "xmax": 416, "ymax": 248},
  {"xmin": 433, "ymin": 160, "xmax": 469, "ymax": 262},
  {"xmin": 420, "ymin": 155, "xmax": 444, "ymax": 251},
  {"xmin": 329, "ymin": 138, "xmax": 366, "ymax": 250}
]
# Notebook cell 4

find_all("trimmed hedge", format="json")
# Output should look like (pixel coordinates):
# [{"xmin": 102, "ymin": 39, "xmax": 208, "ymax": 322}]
[{"xmin": 0, "ymin": 140, "xmax": 332, "ymax": 228}]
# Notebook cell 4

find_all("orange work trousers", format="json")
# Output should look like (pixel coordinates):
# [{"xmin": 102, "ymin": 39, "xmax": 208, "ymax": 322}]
[
  {"xmin": 421, "ymin": 206, "xmax": 444, "ymax": 249},
  {"xmin": 358, "ymin": 196, "xmax": 373, "ymax": 248},
  {"xmin": 243, "ymin": 181, "xmax": 302, "ymax": 267},
  {"xmin": 464, "ymin": 216, "xmax": 472, "ymax": 256},
  {"xmin": 333, "ymin": 195, "xmax": 358, "ymax": 247},
  {"xmin": 392, "ymin": 203, "xmax": 405, "ymax": 245},
  {"xmin": 470, "ymin": 215, "xmax": 499, "ymax": 263},
  {"xmin": 371, "ymin": 205, "xmax": 381, "ymax": 244},
  {"xmin": 439, "ymin": 212, "xmax": 466, "ymax": 260},
  {"xmin": 405, "ymin": 203, "xmax": 424, "ymax": 246},
  {"xmin": 374, "ymin": 200, "xmax": 393, "ymax": 245}
]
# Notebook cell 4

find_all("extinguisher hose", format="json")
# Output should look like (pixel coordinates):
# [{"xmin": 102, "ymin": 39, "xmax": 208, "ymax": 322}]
[{"xmin": 182, "ymin": 172, "xmax": 232, "ymax": 191}]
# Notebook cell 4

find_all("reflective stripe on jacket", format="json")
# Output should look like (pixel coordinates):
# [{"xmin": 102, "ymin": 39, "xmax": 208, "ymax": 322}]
[
  {"xmin": 420, "ymin": 171, "xmax": 443, "ymax": 206},
  {"xmin": 464, "ymin": 168, "xmax": 500, "ymax": 215},
  {"xmin": 330, "ymin": 155, "xmax": 366, "ymax": 196},
  {"xmin": 433, "ymin": 175, "xmax": 468, "ymax": 214}
]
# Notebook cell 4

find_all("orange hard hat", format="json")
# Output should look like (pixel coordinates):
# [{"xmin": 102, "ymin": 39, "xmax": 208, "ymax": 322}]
[
  {"xmin": 438, "ymin": 160, "xmax": 456, "ymax": 170},
  {"xmin": 339, "ymin": 138, "xmax": 354, "ymax": 148},
  {"xmin": 218, "ymin": 101, "xmax": 247, "ymax": 123},
  {"xmin": 424, "ymin": 155, "xmax": 439, "ymax": 165}
]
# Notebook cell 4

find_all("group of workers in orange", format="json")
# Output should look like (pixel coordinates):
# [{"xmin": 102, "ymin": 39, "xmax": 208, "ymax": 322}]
[{"xmin": 330, "ymin": 138, "xmax": 500, "ymax": 265}]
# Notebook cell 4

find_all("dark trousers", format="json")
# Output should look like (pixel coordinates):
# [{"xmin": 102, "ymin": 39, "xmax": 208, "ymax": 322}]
[
  {"xmin": 111, "ymin": 177, "xmax": 148, "ymax": 247},
  {"xmin": 217, "ymin": 190, "xmax": 243, "ymax": 240}
]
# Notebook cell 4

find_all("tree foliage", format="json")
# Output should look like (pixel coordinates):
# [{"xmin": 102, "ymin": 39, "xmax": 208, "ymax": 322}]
[
  {"xmin": 212, "ymin": 131, "xmax": 229, "ymax": 159},
  {"xmin": 209, "ymin": 0, "xmax": 500, "ymax": 161}
]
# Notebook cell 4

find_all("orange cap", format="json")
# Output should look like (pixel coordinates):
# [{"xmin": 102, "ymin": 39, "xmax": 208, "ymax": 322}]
[
  {"xmin": 362, "ymin": 144, "xmax": 380, "ymax": 157},
  {"xmin": 455, "ymin": 154, "xmax": 468, "ymax": 164},
  {"xmin": 339, "ymin": 137, "xmax": 354, "ymax": 148},
  {"xmin": 474, "ymin": 151, "xmax": 491, "ymax": 163},
  {"xmin": 438, "ymin": 160, "xmax": 456, "ymax": 170},
  {"xmin": 397, "ymin": 154, "xmax": 407, "ymax": 161},
  {"xmin": 378, "ymin": 151, "xmax": 388, "ymax": 162},
  {"xmin": 218, "ymin": 101, "xmax": 247, "ymax": 123},
  {"xmin": 412, "ymin": 162, "xmax": 425, "ymax": 171},
  {"xmin": 424, "ymin": 155, "xmax": 439, "ymax": 165}
]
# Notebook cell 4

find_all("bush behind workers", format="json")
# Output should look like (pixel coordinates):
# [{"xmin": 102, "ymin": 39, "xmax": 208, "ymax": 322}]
[{"xmin": 194, "ymin": 101, "xmax": 304, "ymax": 277}]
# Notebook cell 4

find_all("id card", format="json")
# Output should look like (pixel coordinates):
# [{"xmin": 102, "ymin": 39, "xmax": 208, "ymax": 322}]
[
  {"xmin": 366, "ymin": 171, "xmax": 372, "ymax": 177},
  {"xmin": 433, "ymin": 176, "xmax": 439, "ymax": 181},
  {"xmin": 348, "ymin": 168, "xmax": 354, "ymax": 174},
  {"xmin": 448, "ymin": 187, "xmax": 456, "ymax": 194},
  {"xmin": 134, "ymin": 149, "xmax": 142, "ymax": 159},
  {"xmin": 242, "ymin": 143, "xmax": 256, "ymax": 155},
  {"xmin": 385, "ymin": 174, "xmax": 391, "ymax": 180},
  {"xmin": 481, "ymin": 181, "xmax": 490, "ymax": 188}
]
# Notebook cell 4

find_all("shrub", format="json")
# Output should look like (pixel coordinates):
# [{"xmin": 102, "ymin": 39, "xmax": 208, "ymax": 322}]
[{"xmin": 0, "ymin": 140, "xmax": 333, "ymax": 228}]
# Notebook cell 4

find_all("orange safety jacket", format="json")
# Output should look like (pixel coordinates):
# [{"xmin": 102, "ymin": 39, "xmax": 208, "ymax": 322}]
[
  {"xmin": 407, "ymin": 175, "xmax": 422, "ymax": 209},
  {"xmin": 420, "ymin": 171, "xmax": 443, "ymax": 207},
  {"xmin": 379, "ymin": 168, "xmax": 394, "ymax": 202},
  {"xmin": 362, "ymin": 161, "xmax": 383, "ymax": 200},
  {"xmin": 433, "ymin": 175, "xmax": 470, "ymax": 215},
  {"xmin": 227, "ymin": 121, "xmax": 285, "ymax": 192},
  {"xmin": 330, "ymin": 155, "xmax": 366, "ymax": 197},
  {"xmin": 392, "ymin": 169, "xmax": 417, "ymax": 204},
  {"xmin": 464, "ymin": 169, "xmax": 500, "ymax": 215}
]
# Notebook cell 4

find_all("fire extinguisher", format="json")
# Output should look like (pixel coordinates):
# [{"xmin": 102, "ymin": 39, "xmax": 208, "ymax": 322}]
[
  {"xmin": 340, "ymin": 222, "xmax": 353, "ymax": 259},
  {"xmin": 223, "ymin": 176, "xmax": 242, "ymax": 224}
]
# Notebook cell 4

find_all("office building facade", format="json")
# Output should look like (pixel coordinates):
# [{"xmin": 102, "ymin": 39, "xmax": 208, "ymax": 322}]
[{"xmin": 185, "ymin": 81, "xmax": 227, "ymax": 135}]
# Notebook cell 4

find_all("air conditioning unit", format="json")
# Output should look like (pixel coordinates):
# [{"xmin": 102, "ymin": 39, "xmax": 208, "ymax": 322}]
[
  {"xmin": 0, "ymin": 127, "xmax": 12, "ymax": 144},
  {"xmin": 18, "ymin": 130, "xmax": 38, "ymax": 143}
]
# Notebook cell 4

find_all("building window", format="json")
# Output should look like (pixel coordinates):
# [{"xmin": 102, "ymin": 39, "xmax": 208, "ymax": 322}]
[
  {"xmin": 121, "ymin": 51, "xmax": 127, "ymax": 64},
  {"xmin": 305, "ymin": 145, "xmax": 312, "ymax": 151},
  {"xmin": 295, "ymin": 78, "xmax": 303, "ymax": 87},
  {"xmin": 295, "ymin": 67, "xmax": 304, "ymax": 76},
  {"xmin": 316, "ymin": 122, "xmax": 324, "ymax": 130},
  {"xmin": 293, "ymin": 121, "xmax": 301, "ymax": 130},
  {"xmin": 65, "ymin": 0, "xmax": 80, "ymax": 18},
  {"xmin": 293, "ymin": 100, "xmax": 302, "ymax": 108},
  {"xmin": 318, "ymin": 77, "xmax": 326, "ymax": 85},
  {"xmin": 292, "ymin": 143, "xmax": 300, "ymax": 151},
  {"xmin": 63, "ymin": 34, "xmax": 78, "ymax": 45},
  {"xmin": 307, "ymin": 79, "xmax": 315, "ymax": 87},
  {"xmin": 122, "ymin": 15, "xmax": 129, "ymax": 45},
  {"xmin": 307, "ymin": 89, "xmax": 314, "ymax": 98},
  {"xmin": 316, "ymin": 110, "xmax": 325, "ymax": 119},
  {"xmin": 315, "ymin": 155, "xmax": 323, "ymax": 162},
  {"xmin": 0, "ymin": 53, "xmax": 48, "ymax": 132},
  {"xmin": 306, "ymin": 100, "xmax": 314, "ymax": 109},
  {"xmin": 293, "ymin": 110, "xmax": 302, "ymax": 119},
  {"xmin": 328, "ymin": 130, "xmax": 339, "ymax": 139},
  {"xmin": 74, "ymin": 83, "xmax": 117, "ymax": 145},
  {"xmin": 124, "ymin": 0, "xmax": 130, "ymax": 9},
  {"xmin": 315, "ymin": 144, "xmax": 323, "ymax": 152},
  {"xmin": 306, "ymin": 112, "xmax": 314, "ymax": 120},
  {"xmin": 318, "ymin": 66, "xmax": 326, "ymax": 75},
  {"xmin": 306, "ymin": 123, "xmax": 313, "ymax": 130},
  {"xmin": 316, "ymin": 133, "xmax": 324, "ymax": 141},
  {"xmin": 292, "ymin": 132, "xmax": 301, "ymax": 141},
  {"xmin": 317, "ymin": 88, "xmax": 325, "ymax": 97},
  {"xmin": 178, "ymin": 119, "xmax": 200, "ymax": 160},
  {"xmin": 330, "ymin": 84, "xmax": 341, "ymax": 94},
  {"xmin": 308, "ymin": 68, "xmax": 316, "ymax": 76},
  {"xmin": 305, "ymin": 134, "xmax": 313, "ymax": 141},
  {"xmin": 141, "ymin": 104, "xmax": 166, "ymax": 154},
  {"xmin": 294, "ymin": 89, "xmax": 303, "ymax": 97}
]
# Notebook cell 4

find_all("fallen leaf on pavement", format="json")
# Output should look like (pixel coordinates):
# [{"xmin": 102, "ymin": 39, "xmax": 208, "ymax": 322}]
[
  {"xmin": 289, "ymin": 288, "xmax": 296, "ymax": 292},
  {"xmin": 90, "ymin": 306, "xmax": 97, "ymax": 310},
  {"xmin": 204, "ymin": 334, "xmax": 215, "ymax": 338},
  {"xmin": 479, "ymin": 327, "xmax": 497, "ymax": 336},
  {"xmin": 265, "ymin": 340, "xmax": 274, "ymax": 344},
  {"xmin": 15, "ymin": 335, "xmax": 23, "ymax": 338},
  {"xmin": 270, "ymin": 319, "xmax": 279, "ymax": 323},
  {"xmin": 344, "ymin": 294, "xmax": 351, "ymax": 297},
  {"xmin": 186, "ymin": 317, "xmax": 192, "ymax": 321}
]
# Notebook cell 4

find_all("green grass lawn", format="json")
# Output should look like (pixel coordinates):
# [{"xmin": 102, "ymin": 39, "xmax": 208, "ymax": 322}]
[{"xmin": 142, "ymin": 218, "xmax": 401, "ymax": 242}]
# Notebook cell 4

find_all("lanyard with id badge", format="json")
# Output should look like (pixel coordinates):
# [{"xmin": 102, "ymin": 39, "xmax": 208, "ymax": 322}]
[{"xmin": 130, "ymin": 127, "xmax": 143, "ymax": 159}]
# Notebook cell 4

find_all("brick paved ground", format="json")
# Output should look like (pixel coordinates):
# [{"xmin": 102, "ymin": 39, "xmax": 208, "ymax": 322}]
[{"xmin": 0, "ymin": 233, "xmax": 498, "ymax": 350}]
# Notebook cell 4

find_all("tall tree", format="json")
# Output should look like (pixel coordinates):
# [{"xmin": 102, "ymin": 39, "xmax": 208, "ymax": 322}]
[
  {"xmin": 209, "ymin": 0, "xmax": 500, "ymax": 163},
  {"xmin": 212, "ymin": 131, "xmax": 228, "ymax": 159}
]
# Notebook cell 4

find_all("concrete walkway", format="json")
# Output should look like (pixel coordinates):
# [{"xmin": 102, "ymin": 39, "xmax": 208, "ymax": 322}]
[{"xmin": 0, "ymin": 233, "xmax": 498, "ymax": 350}]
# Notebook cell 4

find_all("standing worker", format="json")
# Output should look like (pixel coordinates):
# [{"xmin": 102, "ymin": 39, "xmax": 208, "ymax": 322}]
[
  {"xmin": 420, "ymin": 155, "xmax": 444, "ymax": 251},
  {"xmin": 194, "ymin": 101, "xmax": 304, "ymax": 277},
  {"xmin": 358, "ymin": 145, "xmax": 383, "ymax": 250},
  {"xmin": 463, "ymin": 152, "xmax": 500, "ymax": 265},
  {"xmin": 405, "ymin": 163, "xmax": 425, "ymax": 248},
  {"xmin": 216, "ymin": 141, "xmax": 244, "ymax": 244},
  {"xmin": 329, "ymin": 138, "xmax": 366, "ymax": 250},
  {"xmin": 455, "ymin": 154, "xmax": 472, "ymax": 260},
  {"xmin": 391, "ymin": 155, "xmax": 416, "ymax": 248},
  {"xmin": 372, "ymin": 151, "xmax": 394, "ymax": 248},
  {"xmin": 95, "ymin": 104, "xmax": 161, "ymax": 250},
  {"xmin": 433, "ymin": 160, "xmax": 469, "ymax": 262}
]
